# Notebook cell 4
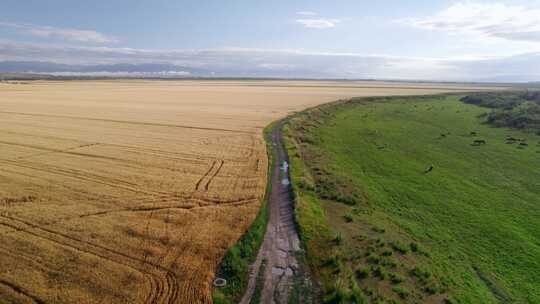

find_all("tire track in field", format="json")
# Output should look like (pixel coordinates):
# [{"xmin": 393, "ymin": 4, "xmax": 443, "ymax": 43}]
[
  {"xmin": 195, "ymin": 161, "xmax": 217, "ymax": 191},
  {"xmin": 0, "ymin": 166, "xmax": 139, "ymax": 210},
  {"xmin": 204, "ymin": 160, "xmax": 224, "ymax": 191},
  {"xmin": 0, "ymin": 278, "xmax": 46, "ymax": 304},
  {"xmin": 0, "ymin": 110, "xmax": 252, "ymax": 134},
  {"xmin": 77, "ymin": 198, "xmax": 258, "ymax": 219},
  {"xmin": 0, "ymin": 140, "xmax": 207, "ymax": 172},
  {"xmin": 0, "ymin": 220, "xmax": 162, "ymax": 304},
  {"xmin": 12, "ymin": 142, "xmax": 101, "ymax": 161},
  {"xmin": 0, "ymin": 128, "xmax": 249, "ymax": 162},
  {"xmin": 0, "ymin": 129, "xmax": 208, "ymax": 163},
  {"xmin": 0, "ymin": 219, "xmax": 165, "ymax": 304},
  {"xmin": 0, "ymin": 129, "xmax": 207, "ymax": 160},
  {"xmin": 0, "ymin": 140, "xmax": 118, "ymax": 162},
  {"xmin": 0, "ymin": 159, "xmax": 166, "ymax": 196},
  {"xmin": 0, "ymin": 246, "xmax": 131, "ymax": 303},
  {"xmin": 102, "ymin": 143, "xmax": 209, "ymax": 163},
  {"xmin": 0, "ymin": 215, "xmax": 180, "ymax": 304}
]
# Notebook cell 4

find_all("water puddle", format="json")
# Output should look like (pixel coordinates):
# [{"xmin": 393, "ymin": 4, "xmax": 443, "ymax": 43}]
[{"xmin": 281, "ymin": 161, "xmax": 289, "ymax": 172}]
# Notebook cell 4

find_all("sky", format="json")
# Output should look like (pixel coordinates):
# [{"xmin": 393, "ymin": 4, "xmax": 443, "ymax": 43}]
[{"xmin": 1, "ymin": 0, "xmax": 540, "ymax": 81}]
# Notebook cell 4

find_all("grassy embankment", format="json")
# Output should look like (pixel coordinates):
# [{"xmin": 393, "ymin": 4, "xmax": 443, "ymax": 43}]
[
  {"xmin": 283, "ymin": 94, "xmax": 540, "ymax": 303},
  {"xmin": 213, "ymin": 122, "xmax": 277, "ymax": 304}
]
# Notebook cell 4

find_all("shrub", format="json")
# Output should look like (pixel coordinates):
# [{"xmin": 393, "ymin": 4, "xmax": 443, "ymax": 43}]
[
  {"xmin": 424, "ymin": 282, "xmax": 440, "ymax": 294},
  {"xmin": 323, "ymin": 280, "xmax": 369, "ymax": 304},
  {"xmin": 366, "ymin": 253, "xmax": 381, "ymax": 265},
  {"xmin": 410, "ymin": 241, "xmax": 430, "ymax": 256},
  {"xmin": 372, "ymin": 266, "xmax": 387, "ymax": 280},
  {"xmin": 389, "ymin": 272, "xmax": 406, "ymax": 284},
  {"xmin": 343, "ymin": 213, "xmax": 354, "ymax": 222},
  {"xmin": 363, "ymin": 287, "xmax": 374, "ymax": 296},
  {"xmin": 410, "ymin": 266, "xmax": 432, "ymax": 284},
  {"xmin": 349, "ymin": 287, "xmax": 368, "ymax": 304},
  {"xmin": 334, "ymin": 233, "xmax": 343, "ymax": 245},
  {"xmin": 382, "ymin": 249, "xmax": 393, "ymax": 256},
  {"xmin": 392, "ymin": 286, "xmax": 410, "ymax": 299},
  {"xmin": 325, "ymin": 254, "xmax": 341, "ymax": 269},
  {"xmin": 355, "ymin": 266, "xmax": 370, "ymax": 279},
  {"xmin": 460, "ymin": 92, "xmax": 540, "ymax": 133},
  {"xmin": 380, "ymin": 257, "xmax": 398, "ymax": 268},
  {"xmin": 372, "ymin": 226, "xmax": 386, "ymax": 233},
  {"xmin": 323, "ymin": 286, "xmax": 346, "ymax": 304},
  {"xmin": 443, "ymin": 297, "xmax": 457, "ymax": 304},
  {"xmin": 390, "ymin": 241, "xmax": 409, "ymax": 254}
]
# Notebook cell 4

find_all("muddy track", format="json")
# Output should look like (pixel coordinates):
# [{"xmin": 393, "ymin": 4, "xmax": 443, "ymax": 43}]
[{"xmin": 240, "ymin": 121, "xmax": 305, "ymax": 304}]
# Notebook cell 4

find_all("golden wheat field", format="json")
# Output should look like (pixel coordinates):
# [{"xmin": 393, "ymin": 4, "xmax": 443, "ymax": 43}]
[{"xmin": 0, "ymin": 80, "xmax": 487, "ymax": 304}]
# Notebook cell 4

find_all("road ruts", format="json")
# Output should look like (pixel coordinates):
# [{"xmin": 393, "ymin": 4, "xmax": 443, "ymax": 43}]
[{"xmin": 240, "ymin": 121, "xmax": 303, "ymax": 304}]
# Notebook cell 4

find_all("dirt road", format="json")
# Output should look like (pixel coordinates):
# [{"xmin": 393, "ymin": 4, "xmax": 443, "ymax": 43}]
[{"xmin": 240, "ymin": 122, "xmax": 306, "ymax": 304}]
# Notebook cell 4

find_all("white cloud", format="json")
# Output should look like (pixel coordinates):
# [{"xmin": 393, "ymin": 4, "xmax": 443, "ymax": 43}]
[
  {"xmin": 0, "ymin": 22, "xmax": 117, "ymax": 44},
  {"xmin": 399, "ymin": 2, "xmax": 540, "ymax": 43},
  {"xmin": 296, "ymin": 18, "xmax": 340, "ymax": 29},
  {"xmin": 258, "ymin": 63, "xmax": 297, "ymax": 70},
  {"xmin": 296, "ymin": 11, "xmax": 318, "ymax": 16},
  {"xmin": 0, "ymin": 41, "xmax": 538, "ymax": 81},
  {"xmin": 46, "ymin": 71, "xmax": 190, "ymax": 77}
]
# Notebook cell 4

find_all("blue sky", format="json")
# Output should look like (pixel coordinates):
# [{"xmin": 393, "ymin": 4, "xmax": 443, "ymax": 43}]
[{"xmin": 1, "ymin": 0, "xmax": 540, "ymax": 81}]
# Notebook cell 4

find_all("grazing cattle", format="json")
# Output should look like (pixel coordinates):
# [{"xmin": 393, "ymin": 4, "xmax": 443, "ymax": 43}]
[
  {"xmin": 473, "ymin": 139, "xmax": 486, "ymax": 145},
  {"xmin": 424, "ymin": 165, "xmax": 434, "ymax": 174},
  {"xmin": 470, "ymin": 131, "xmax": 477, "ymax": 136},
  {"xmin": 440, "ymin": 132, "xmax": 450, "ymax": 138}
]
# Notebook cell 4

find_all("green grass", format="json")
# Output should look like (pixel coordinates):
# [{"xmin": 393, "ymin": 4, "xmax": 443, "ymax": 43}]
[
  {"xmin": 283, "ymin": 95, "xmax": 540, "ymax": 303},
  {"xmin": 212, "ymin": 122, "xmax": 277, "ymax": 304}
]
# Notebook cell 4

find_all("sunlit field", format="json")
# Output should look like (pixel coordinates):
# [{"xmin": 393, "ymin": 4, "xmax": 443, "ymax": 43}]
[{"xmin": 0, "ymin": 80, "xmax": 483, "ymax": 303}]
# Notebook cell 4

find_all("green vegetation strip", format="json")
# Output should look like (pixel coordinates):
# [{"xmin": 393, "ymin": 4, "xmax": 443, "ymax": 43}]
[
  {"xmin": 283, "ymin": 94, "xmax": 540, "ymax": 303},
  {"xmin": 213, "ymin": 122, "xmax": 277, "ymax": 304}
]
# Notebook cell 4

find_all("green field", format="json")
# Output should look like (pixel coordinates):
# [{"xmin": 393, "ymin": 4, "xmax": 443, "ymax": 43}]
[{"xmin": 283, "ymin": 95, "xmax": 540, "ymax": 303}]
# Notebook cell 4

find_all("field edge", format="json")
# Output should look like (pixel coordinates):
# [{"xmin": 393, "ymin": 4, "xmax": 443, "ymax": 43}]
[{"xmin": 212, "ymin": 121, "xmax": 277, "ymax": 304}]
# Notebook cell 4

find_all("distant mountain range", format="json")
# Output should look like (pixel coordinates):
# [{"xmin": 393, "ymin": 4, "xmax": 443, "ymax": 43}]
[
  {"xmin": 0, "ymin": 61, "xmax": 209, "ymax": 78},
  {"xmin": 0, "ymin": 61, "xmax": 330, "ymax": 79},
  {"xmin": 0, "ymin": 61, "xmax": 538, "ymax": 84}
]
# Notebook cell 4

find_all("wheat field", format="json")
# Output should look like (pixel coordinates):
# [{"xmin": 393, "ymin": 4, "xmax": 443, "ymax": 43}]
[{"xmin": 0, "ymin": 80, "xmax": 484, "ymax": 303}]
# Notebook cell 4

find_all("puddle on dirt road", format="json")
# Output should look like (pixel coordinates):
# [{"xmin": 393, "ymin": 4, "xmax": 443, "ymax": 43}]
[
  {"xmin": 281, "ymin": 161, "xmax": 289, "ymax": 172},
  {"xmin": 281, "ymin": 178, "xmax": 290, "ymax": 185}
]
